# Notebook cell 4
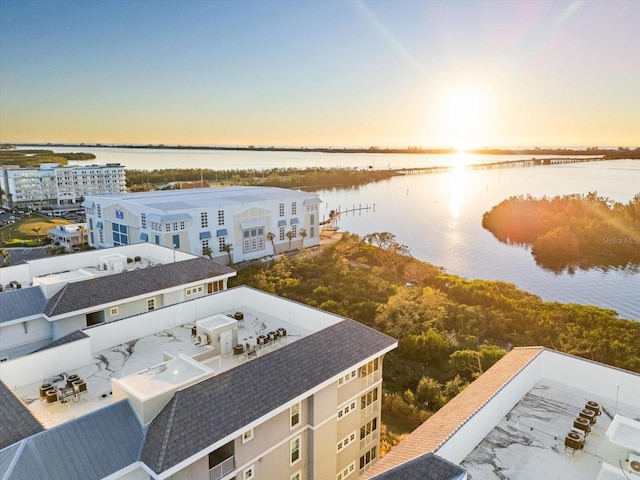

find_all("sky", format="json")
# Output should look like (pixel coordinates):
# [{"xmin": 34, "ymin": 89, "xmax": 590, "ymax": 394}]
[{"xmin": 1, "ymin": 0, "xmax": 639, "ymax": 149}]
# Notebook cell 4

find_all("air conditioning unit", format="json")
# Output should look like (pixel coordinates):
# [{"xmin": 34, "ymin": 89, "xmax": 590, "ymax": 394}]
[
  {"xmin": 629, "ymin": 452, "xmax": 640, "ymax": 475},
  {"xmin": 197, "ymin": 333, "xmax": 209, "ymax": 345}
]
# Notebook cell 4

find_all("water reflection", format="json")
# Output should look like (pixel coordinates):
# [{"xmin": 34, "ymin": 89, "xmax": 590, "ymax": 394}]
[{"xmin": 448, "ymin": 153, "xmax": 470, "ymax": 220}]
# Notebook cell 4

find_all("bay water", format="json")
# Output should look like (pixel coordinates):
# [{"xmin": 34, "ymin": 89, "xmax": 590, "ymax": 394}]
[{"xmin": 32, "ymin": 146, "xmax": 640, "ymax": 320}]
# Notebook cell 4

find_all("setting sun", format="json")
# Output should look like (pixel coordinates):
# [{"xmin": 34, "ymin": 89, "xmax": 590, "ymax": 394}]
[{"xmin": 440, "ymin": 87, "xmax": 490, "ymax": 151}]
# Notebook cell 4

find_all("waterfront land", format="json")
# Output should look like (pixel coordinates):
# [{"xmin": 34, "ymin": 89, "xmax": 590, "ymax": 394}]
[
  {"xmin": 0, "ymin": 148, "xmax": 95, "ymax": 167},
  {"xmin": 482, "ymin": 193, "xmax": 640, "ymax": 272}
]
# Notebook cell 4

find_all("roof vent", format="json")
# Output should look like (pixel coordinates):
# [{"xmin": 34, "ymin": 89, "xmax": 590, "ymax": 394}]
[
  {"xmin": 630, "ymin": 453, "xmax": 640, "ymax": 475},
  {"xmin": 197, "ymin": 333, "xmax": 209, "ymax": 345}
]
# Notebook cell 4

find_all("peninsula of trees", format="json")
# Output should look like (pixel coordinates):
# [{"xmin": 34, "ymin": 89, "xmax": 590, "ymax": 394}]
[
  {"xmin": 0, "ymin": 148, "xmax": 96, "ymax": 167},
  {"xmin": 482, "ymin": 193, "xmax": 640, "ymax": 272}
]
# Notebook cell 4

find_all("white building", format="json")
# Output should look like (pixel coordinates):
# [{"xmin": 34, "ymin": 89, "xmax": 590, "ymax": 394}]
[
  {"xmin": 0, "ymin": 244, "xmax": 235, "ymax": 360},
  {"xmin": 0, "ymin": 286, "xmax": 397, "ymax": 480},
  {"xmin": 1, "ymin": 163, "xmax": 126, "ymax": 209},
  {"xmin": 46, "ymin": 223, "xmax": 87, "ymax": 251},
  {"xmin": 83, "ymin": 187, "xmax": 322, "ymax": 264}
]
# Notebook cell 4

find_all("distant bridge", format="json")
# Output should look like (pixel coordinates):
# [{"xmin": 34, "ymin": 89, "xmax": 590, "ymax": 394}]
[{"xmin": 400, "ymin": 156, "xmax": 606, "ymax": 175}]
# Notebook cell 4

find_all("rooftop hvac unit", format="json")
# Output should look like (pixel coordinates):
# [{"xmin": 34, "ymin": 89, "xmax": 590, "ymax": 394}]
[
  {"xmin": 630, "ymin": 453, "xmax": 640, "ymax": 475},
  {"xmin": 197, "ymin": 333, "xmax": 209, "ymax": 345}
]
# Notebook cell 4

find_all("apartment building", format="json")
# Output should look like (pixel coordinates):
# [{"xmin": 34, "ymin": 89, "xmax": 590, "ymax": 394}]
[
  {"xmin": 0, "ymin": 244, "xmax": 235, "ymax": 360},
  {"xmin": 1, "ymin": 163, "xmax": 126, "ymax": 208},
  {"xmin": 0, "ymin": 286, "xmax": 397, "ymax": 480},
  {"xmin": 82, "ymin": 186, "xmax": 322, "ymax": 264}
]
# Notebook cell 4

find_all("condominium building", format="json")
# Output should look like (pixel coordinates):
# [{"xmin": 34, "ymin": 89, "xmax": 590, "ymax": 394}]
[
  {"xmin": 0, "ymin": 286, "xmax": 397, "ymax": 480},
  {"xmin": 0, "ymin": 244, "xmax": 235, "ymax": 359},
  {"xmin": 83, "ymin": 187, "xmax": 322, "ymax": 263},
  {"xmin": 0, "ymin": 163, "xmax": 126, "ymax": 208}
]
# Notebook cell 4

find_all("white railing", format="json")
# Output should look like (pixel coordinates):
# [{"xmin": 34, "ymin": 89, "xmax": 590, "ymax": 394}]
[
  {"xmin": 359, "ymin": 430, "xmax": 379, "ymax": 450},
  {"xmin": 360, "ymin": 400, "xmax": 378, "ymax": 420},
  {"xmin": 209, "ymin": 456, "xmax": 235, "ymax": 480}
]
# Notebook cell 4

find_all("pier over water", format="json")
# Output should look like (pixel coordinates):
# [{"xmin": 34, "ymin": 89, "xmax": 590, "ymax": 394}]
[{"xmin": 400, "ymin": 156, "xmax": 606, "ymax": 175}]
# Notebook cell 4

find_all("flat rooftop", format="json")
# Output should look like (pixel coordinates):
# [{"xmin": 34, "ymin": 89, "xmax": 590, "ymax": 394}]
[
  {"xmin": 461, "ymin": 379, "xmax": 640, "ymax": 480},
  {"xmin": 13, "ymin": 305, "xmax": 315, "ymax": 429}
]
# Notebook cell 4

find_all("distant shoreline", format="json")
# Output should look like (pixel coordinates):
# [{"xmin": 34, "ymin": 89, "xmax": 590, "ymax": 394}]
[{"xmin": 7, "ymin": 143, "xmax": 640, "ymax": 158}]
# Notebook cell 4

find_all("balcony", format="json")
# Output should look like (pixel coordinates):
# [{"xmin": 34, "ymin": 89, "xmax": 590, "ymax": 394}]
[{"xmin": 209, "ymin": 455, "xmax": 234, "ymax": 480}]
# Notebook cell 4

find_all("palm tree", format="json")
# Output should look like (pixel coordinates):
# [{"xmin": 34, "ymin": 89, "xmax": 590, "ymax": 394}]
[
  {"xmin": 32, "ymin": 227, "xmax": 42, "ymax": 243},
  {"xmin": 202, "ymin": 245, "xmax": 212, "ymax": 259},
  {"xmin": 1, "ymin": 249, "xmax": 9, "ymax": 266},
  {"xmin": 267, "ymin": 231, "xmax": 276, "ymax": 253},
  {"xmin": 222, "ymin": 243, "xmax": 233, "ymax": 264},
  {"xmin": 286, "ymin": 231, "xmax": 294, "ymax": 250},
  {"xmin": 77, "ymin": 225, "xmax": 86, "ymax": 247},
  {"xmin": 299, "ymin": 228, "xmax": 307, "ymax": 247}
]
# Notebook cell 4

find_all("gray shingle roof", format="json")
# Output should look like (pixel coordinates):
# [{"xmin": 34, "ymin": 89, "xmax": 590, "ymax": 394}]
[
  {"xmin": 1, "ymin": 400, "xmax": 145, "ymax": 480},
  {"xmin": 371, "ymin": 453, "xmax": 466, "ymax": 480},
  {"xmin": 0, "ymin": 287, "xmax": 47, "ymax": 324},
  {"xmin": 141, "ymin": 319, "xmax": 397, "ymax": 474},
  {"xmin": 43, "ymin": 257, "xmax": 235, "ymax": 317},
  {"xmin": 0, "ymin": 381, "xmax": 43, "ymax": 450}
]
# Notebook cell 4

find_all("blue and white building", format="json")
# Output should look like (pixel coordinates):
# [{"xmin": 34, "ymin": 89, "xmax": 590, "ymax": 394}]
[{"xmin": 83, "ymin": 187, "xmax": 322, "ymax": 264}]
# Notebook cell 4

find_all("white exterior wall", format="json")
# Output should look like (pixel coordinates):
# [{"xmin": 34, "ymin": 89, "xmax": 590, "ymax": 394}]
[
  {"xmin": 0, "ymin": 318, "xmax": 51, "ymax": 358},
  {"xmin": 0, "ymin": 337, "xmax": 93, "ymax": 388},
  {"xmin": 2, "ymin": 163, "xmax": 125, "ymax": 207},
  {"xmin": 84, "ymin": 188, "xmax": 321, "ymax": 263}
]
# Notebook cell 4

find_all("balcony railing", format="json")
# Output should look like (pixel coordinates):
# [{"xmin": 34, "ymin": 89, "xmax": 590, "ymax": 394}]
[{"xmin": 209, "ymin": 455, "xmax": 235, "ymax": 480}]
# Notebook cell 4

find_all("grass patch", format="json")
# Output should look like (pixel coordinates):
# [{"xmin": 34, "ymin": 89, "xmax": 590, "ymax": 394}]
[{"xmin": 0, "ymin": 214, "xmax": 71, "ymax": 247}]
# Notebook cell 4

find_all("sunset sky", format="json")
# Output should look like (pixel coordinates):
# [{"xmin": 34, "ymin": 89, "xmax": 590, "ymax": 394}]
[{"xmin": 1, "ymin": 0, "xmax": 639, "ymax": 149}]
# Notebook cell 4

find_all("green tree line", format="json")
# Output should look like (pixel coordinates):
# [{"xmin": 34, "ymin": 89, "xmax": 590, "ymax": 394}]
[
  {"xmin": 482, "ymin": 192, "xmax": 640, "ymax": 271},
  {"xmin": 125, "ymin": 167, "xmax": 396, "ymax": 191},
  {"xmin": 0, "ymin": 149, "xmax": 96, "ymax": 167}
]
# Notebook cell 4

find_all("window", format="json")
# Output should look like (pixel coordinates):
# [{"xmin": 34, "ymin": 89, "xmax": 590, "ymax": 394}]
[
  {"xmin": 337, "ymin": 400, "xmax": 357, "ymax": 420},
  {"xmin": 337, "ymin": 462, "xmax": 356, "ymax": 480},
  {"xmin": 164, "ymin": 224, "xmax": 171, "ymax": 232},
  {"xmin": 97, "ymin": 204, "xmax": 102, "ymax": 218},
  {"xmin": 338, "ymin": 370, "xmax": 357, "ymax": 387},
  {"xmin": 359, "ymin": 446, "xmax": 377, "ymax": 473},
  {"xmin": 217, "ymin": 210, "xmax": 225, "ymax": 225},
  {"xmin": 291, "ymin": 202, "xmax": 297, "ymax": 215},
  {"xmin": 201, "ymin": 211, "xmax": 208, "ymax": 228},
  {"xmin": 290, "ymin": 436, "xmax": 301, "ymax": 465},
  {"xmin": 242, "ymin": 227, "xmax": 265, "ymax": 253},
  {"xmin": 202, "ymin": 239, "xmax": 210, "ymax": 256},
  {"xmin": 218, "ymin": 236, "xmax": 226, "ymax": 253},
  {"xmin": 243, "ymin": 465, "xmax": 255, "ymax": 480},
  {"xmin": 360, "ymin": 417, "xmax": 378, "ymax": 448},
  {"xmin": 291, "ymin": 402, "xmax": 300, "ymax": 429},
  {"xmin": 186, "ymin": 286, "xmax": 204, "ymax": 296},
  {"xmin": 179, "ymin": 221, "xmax": 186, "ymax": 230},
  {"xmin": 155, "ymin": 235, "xmax": 160, "ymax": 245},
  {"xmin": 279, "ymin": 203, "xmax": 285, "ymax": 217},
  {"xmin": 112, "ymin": 223, "xmax": 128, "ymax": 246},
  {"xmin": 172, "ymin": 222, "xmax": 179, "ymax": 231},
  {"xmin": 337, "ymin": 431, "xmax": 357, "ymax": 452},
  {"xmin": 279, "ymin": 226, "xmax": 285, "ymax": 241},
  {"xmin": 291, "ymin": 472, "xmax": 301, "ymax": 480},
  {"xmin": 141, "ymin": 213, "xmax": 146, "ymax": 229},
  {"xmin": 207, "ymin": 280, "xmax": 223, "ymax": 293},
  {"xmin": 291, "ymin": 225, "xmax": 297, "ymax": 237},
  {"xmin": 110, "ymin": 307, "xmax": 118, "ymax": 316},
  {"xmin": 361, "ymin": 388, "xmax": 378, "ymax": 409},
  {"xmin": 147, "ymin": 298, "xmax": 156, "ymax": 311},
  {"xmin": 242, "ymin": 429, "xmax": 254, "ymax": 444},
  {"xmin": 359, "ymin": 358, "xmax": 380, "ymax": 378}
]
